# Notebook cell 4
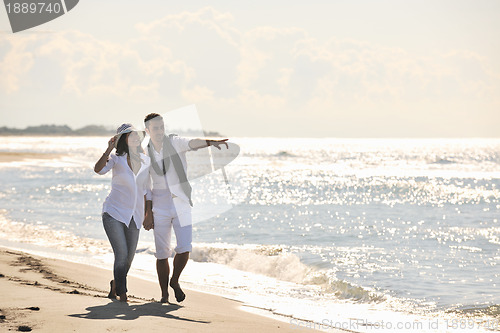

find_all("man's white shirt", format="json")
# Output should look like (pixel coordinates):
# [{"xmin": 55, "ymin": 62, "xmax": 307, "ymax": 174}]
[{"xmin": 148, "ymin": 136, "xmax": 193, "ymax": 225}]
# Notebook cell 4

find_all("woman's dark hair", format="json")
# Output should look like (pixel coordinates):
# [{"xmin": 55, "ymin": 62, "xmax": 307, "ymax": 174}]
[{"xmin": 116, "ymin": 132, "xmax": 144, "ymax": 156}]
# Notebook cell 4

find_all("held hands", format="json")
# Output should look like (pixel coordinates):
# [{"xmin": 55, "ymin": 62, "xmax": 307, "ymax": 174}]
[
  {"xmin": 143, "ymin": 211, "xmax": 154, "ymax": 231},
  {"xmin": 207, "ymin": 139, "xmax": 229, "ymax": 150}
]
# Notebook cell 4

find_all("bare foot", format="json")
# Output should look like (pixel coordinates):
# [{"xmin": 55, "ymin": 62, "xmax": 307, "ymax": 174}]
[
  {"xmin": 160, "ymin": 294, "xmax": 169, "ymax": 303},
  {"xmin": 169, "ymin": 281, "xmax": 185, "ymax": 302},
  {"xmin": 118, "ymin": 293, "xmax": 128, "ymax": 302},
  {"xmin": 107, "ymin": 280, "xmax": 116, "ymax": 299}
]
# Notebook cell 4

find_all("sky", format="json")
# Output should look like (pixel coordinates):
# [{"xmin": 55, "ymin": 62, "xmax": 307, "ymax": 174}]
[{"xmin": 0, "ymin": 0, "xmax": 499, "ymax": 137}]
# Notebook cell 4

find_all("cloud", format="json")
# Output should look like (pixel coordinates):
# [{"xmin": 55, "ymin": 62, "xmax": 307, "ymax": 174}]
[
  {"xmin": 136, "ymin": 6, "xmax": 239, "ymax": 47},
  {"xmin": 0, "ymin": 35, "xmax": 37, "ymax": 93},
  {"xmin": 0, "ymin": 5, "xmax": 499, "ymax": 136}
]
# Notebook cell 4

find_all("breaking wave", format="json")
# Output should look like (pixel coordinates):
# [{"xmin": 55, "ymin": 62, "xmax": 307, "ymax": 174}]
[{"xmin": 191, "ymin": 243, "xmax": 386, "ymax": 303}]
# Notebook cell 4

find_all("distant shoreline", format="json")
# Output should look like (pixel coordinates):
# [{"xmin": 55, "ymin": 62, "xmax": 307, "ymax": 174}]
[
  {"xmin": 0, "ymin": 125, "xmax": 222, "ymax": 137},
  {"xmin": 0, "ymin": 152, "xmax": 64, "ymax": 163},
  {"xmin": 0, "ymin": 125, "xmax": 114, "ymax": 136}
]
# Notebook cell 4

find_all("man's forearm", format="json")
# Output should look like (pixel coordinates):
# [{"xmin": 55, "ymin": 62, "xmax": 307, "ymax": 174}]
[
  {"xmin": 189, "ymin": 138, "xmax": 229, "ymax": 150},
  {"xmin": 145, "ymin": 200, "xmax": 153, "ymax": 213},
  {"xmin": 188, "ymin": 138, "xmax": 210, "ymax": 150}
]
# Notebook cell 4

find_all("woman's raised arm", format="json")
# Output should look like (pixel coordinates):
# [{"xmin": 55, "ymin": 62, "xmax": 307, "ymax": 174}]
[{"xmin": 94, "ymin": 136, "xmax": 116, "ymax": 173}]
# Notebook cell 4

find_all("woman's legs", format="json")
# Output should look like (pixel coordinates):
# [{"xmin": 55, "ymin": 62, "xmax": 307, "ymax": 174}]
[
  {"xmin": 125, "ymin": 218, "xmax": 140, "ymax": 275},
  {"xmin": 102, "ymin": 213, "xmax": 139, "ymax": 299}
]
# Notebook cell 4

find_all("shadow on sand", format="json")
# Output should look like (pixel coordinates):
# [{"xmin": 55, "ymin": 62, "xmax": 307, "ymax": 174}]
[{"xmin": 69, "ymin": 300, "xmax": 210, "ymax": 324}]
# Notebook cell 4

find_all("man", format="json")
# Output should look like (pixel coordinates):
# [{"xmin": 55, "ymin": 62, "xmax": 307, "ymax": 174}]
[{"xmin": 143, "ymin": 113, "xmax": 228, "ymax": 303}]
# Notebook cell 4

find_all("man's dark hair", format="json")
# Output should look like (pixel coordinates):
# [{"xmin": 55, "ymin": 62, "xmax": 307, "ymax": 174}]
[{"xmin": 144, "ymin": 113, "xmax": 163, "ymax": 127}]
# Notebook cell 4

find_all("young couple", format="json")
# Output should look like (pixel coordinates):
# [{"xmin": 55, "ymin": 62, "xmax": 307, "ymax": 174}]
[{"xmin": 94, "ymin": 113, "xmax": 228, "ymax": 303}]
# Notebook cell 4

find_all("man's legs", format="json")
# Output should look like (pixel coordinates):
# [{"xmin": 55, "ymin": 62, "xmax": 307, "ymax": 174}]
[
  {"xmin": 169, "ymin": 252, "xmax": 189, "ymax": 302},
  {"xmin": 171, "ymin": 252, "xmax": 189, "ymax": 284},
  {"xmin": 156, "ymin": 259, "xmax": 170, "ymax": 303},
  {"xmin": 153, "ymin": 215, "xmax": 173, "ymax": 303},
  {"xmin": 170, "ymin": 214, "xmax": 192, "ymax": 302},
  {"xmin": 156, "ymin": 253, "xmax": 188, "ymax": 303},
  {"xmin": 154, "ymin": 213, "xmax": 192, "ymax": 303}
]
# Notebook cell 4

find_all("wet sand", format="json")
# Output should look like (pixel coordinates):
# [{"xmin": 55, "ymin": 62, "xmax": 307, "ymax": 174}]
[{"xmin": 0, "ymin": 247, "xmax": 327, "ymax": 332}]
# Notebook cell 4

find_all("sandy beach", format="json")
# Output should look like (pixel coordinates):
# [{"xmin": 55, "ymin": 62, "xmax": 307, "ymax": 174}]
[
  {"xmin": 0, "ymin": 148, "xmax": 326, "ymax": 332},
  {"xmin": 2, "ymin": 137, "xmax": 497, "ymax": 332},
  {"xmin": 0, "ymin": 247, "xmax": 328, "ymax": 333},
  {"xmin": 0, "ymin": 152, "xmax": 64, "ymax": 163}
]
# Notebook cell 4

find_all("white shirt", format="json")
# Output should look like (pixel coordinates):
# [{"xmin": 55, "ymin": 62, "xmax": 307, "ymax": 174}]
[
  {"xmin": 148, "ymin": 136, "xmax": 192, "ymax": 219},
  {"xmin": 98, "ymin": 153, "xmax": 151, "ymax": 227}
]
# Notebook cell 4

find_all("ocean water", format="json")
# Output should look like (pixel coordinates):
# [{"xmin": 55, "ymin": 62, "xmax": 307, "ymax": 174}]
[{"xmin": 0, "ymin": 136, "xmax": 499, "ymax": 332}]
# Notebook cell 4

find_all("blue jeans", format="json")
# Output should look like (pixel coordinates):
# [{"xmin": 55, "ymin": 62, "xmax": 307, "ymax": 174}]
[{"xmin": 102, "ymin": 212, "xmax": 140, "ymax": 296}]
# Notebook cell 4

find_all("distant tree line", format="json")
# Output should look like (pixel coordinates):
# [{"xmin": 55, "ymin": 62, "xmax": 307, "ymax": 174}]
[
  {"xmin": 0, "ymin": 124, "xmax": 115, "ymax": 136},
  {"xmin": 0, "ymin": 124, "xmax": 223, "ymax": 137}
]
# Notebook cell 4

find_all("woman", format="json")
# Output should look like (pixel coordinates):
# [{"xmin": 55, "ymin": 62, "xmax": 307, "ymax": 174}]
[{"xmin": 94, "ymin": 123, "xmax": 151, "ymax": 302}]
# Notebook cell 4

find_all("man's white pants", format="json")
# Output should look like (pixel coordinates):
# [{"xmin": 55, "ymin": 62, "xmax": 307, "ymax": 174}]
[{"xmin": 153, "ymin": 211, "xmax": 193, "ymax": 259}]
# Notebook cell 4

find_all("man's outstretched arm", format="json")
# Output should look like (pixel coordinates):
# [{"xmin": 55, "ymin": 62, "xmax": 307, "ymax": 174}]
[{"xmin": 189, "ymin": 138, "xmax": 229, "ymax": 150}]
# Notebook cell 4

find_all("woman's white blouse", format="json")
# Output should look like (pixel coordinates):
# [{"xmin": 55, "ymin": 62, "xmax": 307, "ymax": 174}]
[{"xmin": 98, "ymin": 153, "xmax": 151, "ymax": 227}]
